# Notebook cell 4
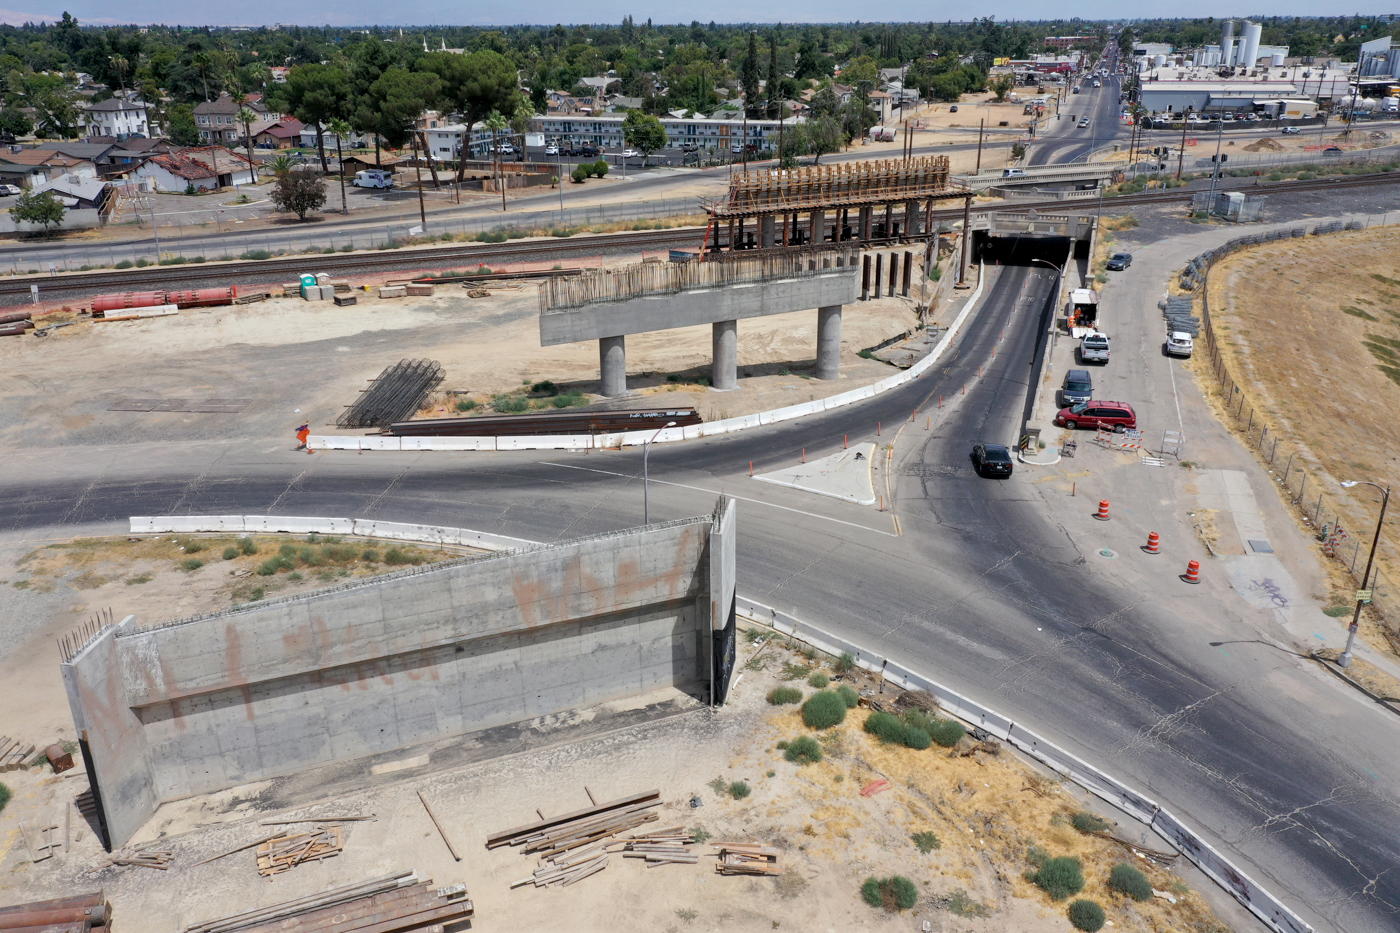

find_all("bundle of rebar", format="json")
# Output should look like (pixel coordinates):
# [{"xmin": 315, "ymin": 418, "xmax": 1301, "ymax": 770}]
[
  {"xmin": 611, "ymin": 826, "xmax": 700, "ymax": 866},
  {"xmin": 491, "ymin": 789, "xmax": 663, "ymax": 889},
  {"xmin": 338, "ymin": 359, "xmax": 444, "ymax": 429},
  {"xmin": 254, "ymin": 825, "xmax": 343, "ymax": 876},
  {"xmin": 182, "ymin": 871, "xmax": 472, "ymax": 933},
  {"xmin": 713, "ymin": 842, "xmax": 780, "ymax": 876},
  {"xmin": 714, "ymin": 155, "xmax": 960, "ymax": 215}
]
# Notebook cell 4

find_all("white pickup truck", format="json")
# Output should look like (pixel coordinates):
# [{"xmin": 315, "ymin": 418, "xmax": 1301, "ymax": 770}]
[{"xmin": 1079, "ymin": 331, "xmax": 1110, "ymax": 363}]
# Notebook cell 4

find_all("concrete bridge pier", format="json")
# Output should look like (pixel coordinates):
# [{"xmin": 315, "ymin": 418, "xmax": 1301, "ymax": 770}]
[
  {"xmin": 815, "ymin": 305, "xmax": 843, "ymax": 380},
  {"xmin": 906, "ymin": 199, "xmax": 922, "ymax": 237},
  {"xmin": 711, "ymin": 320, "xmax": 738, "ymax": 390},
  {"xmin": 760, "ymin": 216, "xmax": 776, "ymax": 248},
  {"xmin": 600, "ymin": 335, "xmax": 628, "ymax": 396}
]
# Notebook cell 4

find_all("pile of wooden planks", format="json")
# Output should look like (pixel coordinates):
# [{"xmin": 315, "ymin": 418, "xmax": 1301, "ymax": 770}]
[
  {"xmin": 183, "ymin": 871, "xmax": 472, "ymax": 933},
  {"xmin": 713, "ymin": 842, "xmax": 780, "ymax": 876},
  {"xmin": 255, "ymin": 825, "xmax": 343, "ymax": 877},
  {"xmin": 489, "ymin": 789, "xmax": 662, "ymax": 890},
  {"xmin": 612, "ymin": 827, "xmax": 699, "ymax": 866},
  {"xmin": 111, "ymin": 848, "xmax": 173, "ymax": 870},
  {"xmin": 0, "ymin": 736, "xmax": 35, "ymax": 772}
]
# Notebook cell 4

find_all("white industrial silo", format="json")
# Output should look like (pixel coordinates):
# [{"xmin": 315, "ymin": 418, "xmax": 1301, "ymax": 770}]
[
  {"xmin": 1154, "ymin": 54, "xmax": 1167, "ymax": 68},
  {"xmin": 1271, "ymin": 51, "xmax": 1286, "ymax": 67},
  {"xmin": 1240, "ymin": 22, "xmax": 1262, "ymax": 68},
  {"xmin": 1221, "ymin": 21, "xmax": 1236, "ymax": 64}
]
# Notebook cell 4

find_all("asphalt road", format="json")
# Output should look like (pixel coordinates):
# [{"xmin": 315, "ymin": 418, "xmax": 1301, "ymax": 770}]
[{"xmin": 4, "ymin": 61, "xmax": 1398, "ymax": 930}]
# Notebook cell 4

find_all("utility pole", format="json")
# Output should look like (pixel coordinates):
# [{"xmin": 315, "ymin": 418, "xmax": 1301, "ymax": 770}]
[
  {"xmin": 1206, "ymin": 118, "xmax": 1225, "ymax": 210},
  {"xmin": 412, "ymin": 134, "xmax": 427, "ymax": 226},
  {"xmin": 1176, "ymin": 115, "xmax": 1189, "ymax": 180},
  {"xmin": 975, "ymin": 119, "xmax": 984, "ymax": 173}
]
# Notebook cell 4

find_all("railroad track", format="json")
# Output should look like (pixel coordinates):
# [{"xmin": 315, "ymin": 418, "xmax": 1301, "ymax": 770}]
[{"xmin": 4, "ymin": 171, "xmax": 1397, "ymax": 304}]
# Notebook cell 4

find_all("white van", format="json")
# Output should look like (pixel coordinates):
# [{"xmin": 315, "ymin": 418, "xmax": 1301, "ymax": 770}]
[
  {"xmin": 1166, "ymin": 331, "xmax": 1194, "ymax": 358},
  {"xmin": 352, "ymin": 169, "xmax": 394, "ymax": 189}
]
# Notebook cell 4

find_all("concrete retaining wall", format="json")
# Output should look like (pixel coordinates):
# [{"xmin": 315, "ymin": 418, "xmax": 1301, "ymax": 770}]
[
  {"xmin": 733, "ymin": 595, "xmax": 1312, "ymax": 933},
  {"xmin": 309, "ymin": 263, "xmax": 988, "ymax": 454},
  {"xmin": 72, "ymin": 505, "xmax": 736, "ymax": 848}
]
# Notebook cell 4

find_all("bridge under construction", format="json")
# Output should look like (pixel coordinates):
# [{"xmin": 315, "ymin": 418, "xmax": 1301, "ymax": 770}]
[{"xmin": 701, "ymin": 156, "xmax": 971, "ymax": 253}]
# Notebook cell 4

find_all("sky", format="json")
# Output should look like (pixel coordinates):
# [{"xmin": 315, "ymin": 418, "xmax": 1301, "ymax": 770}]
[{"xmin": 0, "ymin": 2, "xmax": 1396, "ymax": 28}]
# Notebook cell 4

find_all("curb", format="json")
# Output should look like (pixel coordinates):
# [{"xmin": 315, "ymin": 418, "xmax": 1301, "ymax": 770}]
[{"xmin": 1309, "ymin": 652, "xmax": 1400, "ymax": 718}]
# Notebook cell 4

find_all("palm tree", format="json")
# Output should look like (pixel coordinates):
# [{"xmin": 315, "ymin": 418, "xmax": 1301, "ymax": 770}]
[
  {"xmin": 484, "ymin": 109, "xmax": 509, "ymax": 211},
  {"xmin": 237, "ymin": 106, "xmax": 258, "ymax": 184},
  {"xmin": 191, "ymin": 51, "xmax": 212, "ymax": 102},
  {"xmin": 109, "ymin": 56, "xmax": 129, "ymax": 93},
  {"xmin": 268, "ymin": 153, "xmax": 294, "ymax": 178},
  {"xmin": 327, "ymin": 117, "xmax": 352, "ymax": 214},
  {"xmin": 508, "ymin": 99, "xmax": 534, "ymax": 163}
]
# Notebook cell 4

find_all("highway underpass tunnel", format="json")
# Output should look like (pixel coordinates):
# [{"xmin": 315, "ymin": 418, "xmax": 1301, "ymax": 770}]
[{"xmin": 977, "ymin": 233, "xmax": 1076, "ymax": 268}]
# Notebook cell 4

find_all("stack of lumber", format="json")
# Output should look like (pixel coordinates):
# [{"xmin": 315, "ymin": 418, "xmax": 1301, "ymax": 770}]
[
  {"xmin": 183, "ymin": 871, "xmax": 472, "ymax": 933},
  {"xmin": 0, "ymin": 736, "xmax": 35, "ymax": 772},
  {"xmin": 489, "ymin": 789, "xmax": 662, "ymax": 889},
  {"xmin": 610, "ymin": 826, "xmax": 699, "ymax": 866},
  {"xmin": 255, "ymin": 825, "xmax": 343, "ymax": 876},
  {"xmin": 713, "ymin": 842, "xmax": 780, "ymax": 876},
  {"xmin": 0, "ymin": 891, "xmax": 109, "ymax": 931},
  {"xmin": 111, "ymin": 847, "xmax": 173, "ymax": 870}
]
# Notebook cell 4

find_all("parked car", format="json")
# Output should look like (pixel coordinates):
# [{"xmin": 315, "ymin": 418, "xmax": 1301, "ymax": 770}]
[
  {"xmin": 1105, "ymin": 252, "xmax": 1132, "ymax": 271},
  {"xmin": 496, "ymin": 143, "xmax": 515, "ymax": 154},
  {"xmin": 1002, "ymin": 168, "xmax": 1027, "ymax": 178},
  {"xmin": 1322, "ymin": 147, "xmax": 1343, "ymax": 155},
  {"xmin": 544, "ymin": 145, "xmax": 559, "ymax": 156},
  {"xmin": 621, "ymin": 148, "xmax": 641, "ymax": 158},
  {"xmin": 1079, "ymin": 331, "xmax": 1110, "ymax": 363},
  {"xmin": 1059, "ymin": 369, "xmax": 1094, "ymax": 407},
  {"xmin": 972, "ymin": 443, "xmax": 1014, "ymax": 478},
  {"xmin": 1054, "ymin": 401, "xmax": 1137, "ymax": 431},
  {"xmin": 0, "ymin": 184, "xmax": 21, "ymax": 196},
  {"xmin": 1281, "ymin": 126, "xmax": 1301, "ymax": 135},
  {"xmin": 949, "ymin": 105, "xmax": 958, "ymax": 113},
  {"xmin": 1165, "ymin": 332, "xmax": 1194, "ymax": 358}
]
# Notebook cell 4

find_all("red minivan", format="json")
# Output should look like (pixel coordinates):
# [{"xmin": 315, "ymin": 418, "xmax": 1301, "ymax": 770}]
[{"xmin": 1054, "ymin": 401, "xmax": 1136, "ymax": 431}]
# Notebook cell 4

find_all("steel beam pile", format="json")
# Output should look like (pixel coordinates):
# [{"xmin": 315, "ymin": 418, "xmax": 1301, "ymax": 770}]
[
  {"xmin": 338, "ymin": 359, "xmax": 445, "ymax": 430},
  {"xmin": 490, "ymin": 789, "xmax": 663, "ymax": 890},
  {"xmin": 182, "ymin": 871, "xmax": 472, "ymax": 933},
  {"xmin": 0, "ymin": 891, "xmax": 110, "ymax": 932}
]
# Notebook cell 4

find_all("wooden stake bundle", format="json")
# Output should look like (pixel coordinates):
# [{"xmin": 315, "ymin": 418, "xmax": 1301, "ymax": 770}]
[
  {"xmin": 713, "ymin": 842, "xmax": 780, "ymax": 876},
  {"xmin": 255, "ymin": 825, "xmax": 343, "ymax": 877},
  {"xmin": 111, "ymin": 848, "xmax": 173, "ymax": 870}
]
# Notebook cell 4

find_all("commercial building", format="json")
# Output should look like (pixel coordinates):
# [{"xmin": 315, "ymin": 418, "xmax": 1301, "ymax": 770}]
[
  {"xmin": 1137, "ymin": 81, "xmax": 1300, "ymax": 114},
  {"xmin": 532, "ymin": 113, "xmax": 800, "ymax": 152}
]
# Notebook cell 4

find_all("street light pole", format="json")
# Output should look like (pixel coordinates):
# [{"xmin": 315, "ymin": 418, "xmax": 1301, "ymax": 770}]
[
  {"xmin": 1338, "ymin": 480, "xmax": 1391, "ymax": 668},
  {"xmin": 643, "ymin": 421, "xmax": 678, "ymax": 525}
]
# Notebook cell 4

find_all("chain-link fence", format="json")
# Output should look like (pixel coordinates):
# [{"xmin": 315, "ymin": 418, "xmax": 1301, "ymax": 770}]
[{"xmin": 1188, "ymin": 219, "xmax": 1400, "ymax": 655}]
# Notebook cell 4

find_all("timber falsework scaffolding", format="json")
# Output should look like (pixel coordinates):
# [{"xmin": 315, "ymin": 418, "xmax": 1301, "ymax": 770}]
[{"xmin": 701, "ymin": 156, "xmax": 971, "ymax": 253}]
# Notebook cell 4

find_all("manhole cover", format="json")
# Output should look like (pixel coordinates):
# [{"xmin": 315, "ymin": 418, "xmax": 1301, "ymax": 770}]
[{"xmin": 1098, "ymin": 548, "xmax": 1118, "ymax": 559}]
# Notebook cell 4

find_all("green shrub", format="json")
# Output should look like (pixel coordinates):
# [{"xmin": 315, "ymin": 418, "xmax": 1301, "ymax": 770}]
[
  {"xmin": 834, "ymin": 651, "xmax": 855, "ymax": 674},
  {"xmin": 911, "ymin": 831, "xmax": 941, "ymax": 853},
  {"xmin": 279, "ymin": 542, "xmax": 297, "ymax": 557},
  {"xmin": 222, "ymin": 546, "xmax": 239, "ymax": 561},
  {"xmin": 257, "ymin": 555, "xmax": 293, "ymax": 576},
  {"xmin": 571, "ymin": 165, "xmax": 588, "ymax": 183},
  {"xmin": 728, "ymin": 780, "xmax": 750, "ymax": 799},
  {"xmin": 362, "ymin": 548, "xmax": 380, "ymax": 563},
  {"xmin": 237, "ymin": 536, "xmax": 257, "ymax": 555},
  {"xmin": 183, "ymin": 539, "xmax": 204, "ymax": 554},
  {"xmin": 902, "ymin": 726, "xmax": 931, "ymax": 749},
  {"xmin": 1071, "ymin": 811, "xmax": 1110, "ymax": 833},
  {"xmin": 240, "ymin": 249, "xmax": 272, "ymax": 260},
  {"xmin": 865, "ymin": 711, "xmax": 907, "ymax": 744},
  {"xmin": 807, "ymin": 672, "xmax": 829, "ymax": 688},
  {"xmin": 1108, "ymin": 863, "xmax": 1152, "ymax": 901},
  {"xmin": 1027, "ymin": 844, "xmax": 1050, "ymax": 868},
  {"xmin": 860, "ymin": 875, "xmax": 918, "ymax": 911},
  {"xmin": 456, "ymin": 398, "xmax": 477, "ymax": 411},
  {"xmin": 181, "ymin": 558, "xmax": 205, "ymax": 571},
  {"xmin": 927, "ymin": 717, "xmax": 966, "ymax": 747},
  {"xmin": 531, "ymin": 380, "xmax": 558, "ymax": 395},
  {"xmin": 288, "ymin": 571, "xmax": 303, "ymax": 581},
  {"xmin": 384, "ymin": 546, "xmax": 410, "ymax": 565},
  {"xmin": 767, "ymin": 686, "xmax": 802, "ymax": 705},
  {"xmin": 1031, "ymin": 856, "xmax": 1085, "ymax": 900},
  {"xmin": 592, "ymin": 159, "xmax": 609, "ymax": 177},
  {"xmin": 784, "ymin": 736, "xmax": 822, "ymax": 765},
  {"xmin": 836, "ymin": 684, "xmax": 859, "ymax": 708},
  {"xmin": 0, "ymin": 781, "xmax": 10, "ymax": 813},
  {"xmin": 1068, "ymin": 899, "xmax": 1106, "ymax": 932},
  {"xmin": 802, "ymin": 691, "xmax": 847, "ymax": 729},
  {"xmin": 115, "ymin": 259, "xmax": 133, "ymax": 269},
  {"xmin": 298, "ymin": 546, "xmax": 324, "ymax": 567}
]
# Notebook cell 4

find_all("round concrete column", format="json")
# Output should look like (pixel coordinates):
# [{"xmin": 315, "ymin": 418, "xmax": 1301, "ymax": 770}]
[
  {"xmin": 711, "ymin": 320, "xmax": 738, "ymax": 391},
  {"xmin": 815, "ymin": 305, "xmax": 843, "ymax": 381},
  {"xmin": 599, "ymin": 335, "xmax": 627, "ymax": 397},
  {"xmin": 759, "ymin": 216, "xmax": 776, "ymax": 249}
]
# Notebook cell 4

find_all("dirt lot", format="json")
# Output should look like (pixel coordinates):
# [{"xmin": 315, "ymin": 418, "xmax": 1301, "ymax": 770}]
[
  {"xmin": 1198, "ymin": 224, "xmax": 1400, "ymax": 658},
  {"xmin": 0, "ymin": 256, "xmax": 928, "ymax": 450},
  {"xmin": 0, "ymin": 550, "xmax": 1234, "ymax": 933}
]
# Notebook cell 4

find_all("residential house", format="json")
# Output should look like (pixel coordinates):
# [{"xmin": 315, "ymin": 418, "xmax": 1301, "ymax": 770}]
[
  {"xmin": 32, "ymin": 173, "xmax": 112, "ymax": 210},
  {"xmin": 269, "ymin": 66, "xmax": 290, "ymax": 83},
  {"xmin": 34, "ymin": 140, "xmax": 119, "ymax": 168},
  {"xmin": 868, "ymin": 90, "xmax": 893, "ymax": 124},
  {"xmin": 578, "ymin": 76, "xmax": 620, "ymax": 95},
  {"xmin": 298, "ymin": 124, "xmax": 369, "ymax": 151},
  {"xmin": 606, "ymin": 96, "xmax": 645, "ymax": 113},
  {"xmin": 0, "ymin": 150, "xmax": 96, "ymax": 188},
  {"xmin": 84, "ymin": 99, "xmax": 150, "ymax": 139},
  {"xmin": 193, "ymin": 93, "xmax": 276, "ymax": 144},
  {"xmin": 251, "ymin": 118, "xmax": 304, "ymax": 149},
  {"xmin": 134, "ymin": 146, "xmax": 256, "ymax": 191}
]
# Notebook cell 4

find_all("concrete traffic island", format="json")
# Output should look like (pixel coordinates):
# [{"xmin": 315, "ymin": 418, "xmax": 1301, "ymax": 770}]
[
  {"xmin": 539, "ymin": 251, "xmax": 860, "ymax": 396},
  {"xmin": 63, "ymin": 499, "xmax": 738, "ymax": 849},
  {"xmin": 753, "ymin": 444, "xmax": 878, "ymax": 506}
]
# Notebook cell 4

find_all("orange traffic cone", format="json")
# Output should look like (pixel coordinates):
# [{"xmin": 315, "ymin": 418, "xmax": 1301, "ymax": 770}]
[
  {"xmin": 1143, "ymin": 532, "xmax": 1160, "ymax": 555},
  {"xmin": 1093, "ymin": 499, "xmax": 1110, "ymax": 522},
  {"xmin": 1182, "ymin": 560, "xmax": 1201, "ymax": 584}
]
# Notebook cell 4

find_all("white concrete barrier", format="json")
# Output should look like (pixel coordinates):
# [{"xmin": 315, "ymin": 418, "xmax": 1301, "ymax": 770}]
[{"xmin": 129, "ymin": 515, "xmax": 533, "ymax": 553}]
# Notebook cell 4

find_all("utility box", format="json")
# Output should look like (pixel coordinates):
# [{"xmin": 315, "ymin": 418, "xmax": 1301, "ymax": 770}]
[
  {"xmin": 405, "ymin": 283, "xmax": 435, "ymax": 297},
  {"xmin": 334, "ymin": 294, "xmax": 358, "ymax": 307},
  {"xmin": 319, "ymin": 285, "xmax": 336, "ymax": 300},
  {"xmin": 378, "ymin": 285, "xmax": 408, "ymax": 299},
  {"xmin": 302, "ymin": 284, "xmax": 323, "ymax": 301}
]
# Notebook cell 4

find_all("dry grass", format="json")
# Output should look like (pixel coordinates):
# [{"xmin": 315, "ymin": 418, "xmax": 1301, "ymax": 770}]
[
  {"xmin": 759, "ymin": 699, "xmax": 1226, "ymax": 931},
  {"xmin": 1199, "ymin": 226, "xmax": 1400, "ymax": 656}
]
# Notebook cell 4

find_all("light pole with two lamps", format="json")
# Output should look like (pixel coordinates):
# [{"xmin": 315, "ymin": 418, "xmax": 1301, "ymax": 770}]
[
  {"xmin": 643, "ymin": 421, "xmax": 678, "ymax": 525},
  {"xmin": 1337, "ymin": 480, "xmax": 1391, "ymax": 668},
  {"xmin": 1030, "ymin": 257, "xmax": 1066, "ymax": 370}
]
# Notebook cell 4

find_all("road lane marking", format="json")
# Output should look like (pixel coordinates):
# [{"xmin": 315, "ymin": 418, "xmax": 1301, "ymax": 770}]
[{"xmin": 542, "ymin": 462, "xmax": 898, "ymax": 537}]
